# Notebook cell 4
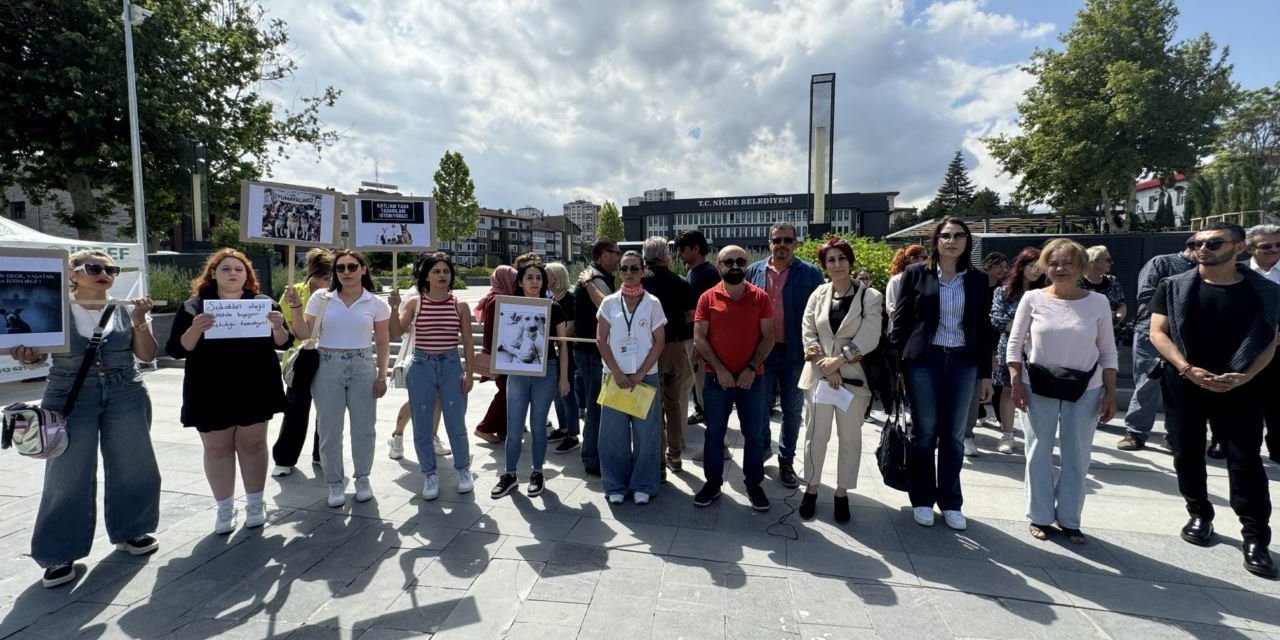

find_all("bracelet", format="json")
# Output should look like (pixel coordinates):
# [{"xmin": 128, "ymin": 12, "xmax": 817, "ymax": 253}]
[
  {"xmin": 1178, "ymin": 363, "xmax": 1194, "ymax": 377},
  {"xmin": 133, "ymin": 324, "xmax": 150, "ymax": 331},
  {"xmin": 290, "ymin": 305, "xmax": 302, "ymax": 309}
]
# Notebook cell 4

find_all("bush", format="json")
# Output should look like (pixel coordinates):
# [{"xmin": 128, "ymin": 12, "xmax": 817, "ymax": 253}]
[
  {"xmin": 148, "ymin": 265, "xmax": 194, "ymax": 311},
  {"xmin": 794, "ymin": 234, "xmax": 895, "ymax": 290}
]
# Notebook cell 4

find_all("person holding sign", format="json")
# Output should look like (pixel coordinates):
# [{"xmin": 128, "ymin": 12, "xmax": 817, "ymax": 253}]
[
  {"xmin": 10, "ymin": 250, "xmax": 160, "ymax": 589},
  {"xmin": 597, "ymin": 251, "xmax": 667, "ymax": 505},
  {"xmin": 167, "ymin": 249, "xmax": 291, "ymax": 535},
  {"xmin": 286, "ymin": 250, "xmax": 391, "ymax": 508},
  {"xmin": 271, "ymin": 248, "xmax": 332, "ymax": 476}
]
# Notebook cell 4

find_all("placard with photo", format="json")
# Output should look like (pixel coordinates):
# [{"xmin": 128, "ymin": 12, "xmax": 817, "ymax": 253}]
[
  {"xmin": 489, "ymin": 295, "xmax": 552, "ymax": 377},
  {"xmin": 239, "ymin": 180, "xmax": 339, "ymax": 248},
  {"xmin": 0, "ymin": 248, "xmax": 70, "ymax": 354},
  {"xmin": 351, "ymin": 195, "xmax": 435, "ymax": 251}
]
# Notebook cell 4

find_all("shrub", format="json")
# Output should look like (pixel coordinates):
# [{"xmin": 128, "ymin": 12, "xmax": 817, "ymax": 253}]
[
  {"xmin": 794, "ymin": 234, "xmax": 895, "ymax": 290},
  {"xmin": 147, "ymin": 265, "xmax": 195, "ymax": 311}
]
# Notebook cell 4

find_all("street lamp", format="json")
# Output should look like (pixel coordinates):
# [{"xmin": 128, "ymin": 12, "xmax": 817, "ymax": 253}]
[{"xmin": 123, "ymin": 1, "xmax": 151, "ymax": 294}]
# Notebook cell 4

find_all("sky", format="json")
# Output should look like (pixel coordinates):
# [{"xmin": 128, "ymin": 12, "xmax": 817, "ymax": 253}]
[{"xmin": 262, "ymin": 0, "xmax": 1280, "ymax": 213}]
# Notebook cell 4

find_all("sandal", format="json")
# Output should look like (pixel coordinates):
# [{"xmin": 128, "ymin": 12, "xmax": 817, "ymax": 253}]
[
  {"xmin": 1060, "ymin": 526, "xmax": 1087, "ymax": 545},
  {"xmin": 1029, "ymin": 523, "xmax": 1052, "ymax": 541}
]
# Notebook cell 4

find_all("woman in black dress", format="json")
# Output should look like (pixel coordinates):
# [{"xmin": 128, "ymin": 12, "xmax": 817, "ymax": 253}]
[{"xmin": 167, "ymin": 249, "xmax": 291, "ymax": 535}]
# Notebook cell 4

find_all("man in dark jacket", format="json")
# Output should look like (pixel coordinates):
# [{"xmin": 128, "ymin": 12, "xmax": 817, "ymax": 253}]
[
  {"xmin": 641, "ymin": 236, "xmax": 697, "ymax": 472},
  {"xmin": 572, "ymin": 237, "xmax": 620, "ymax": 474}
]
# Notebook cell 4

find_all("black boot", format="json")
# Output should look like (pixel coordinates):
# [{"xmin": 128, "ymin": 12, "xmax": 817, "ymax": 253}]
[
  {"xmin": 834, "ymin": 495, "xmax": 851, "ymax": 524},
  {"xmin": 1207, "ymin": 440, "xmax": 1226, "ymax": 460},
  {"xmin": 1180, "ymin": 517, "xmax": 1214, "ymax": 546},
  {"xmin": 798, "ymin": 491, "xmax": 817, "ymax": 520},
  {"xmin": 1244, "ymin": 542, "xmax": 1278, "ymax": 578}
]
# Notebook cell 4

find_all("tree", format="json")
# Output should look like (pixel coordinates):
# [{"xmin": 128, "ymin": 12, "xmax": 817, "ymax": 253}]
[
  {"xmin": 925, "ymin": 151, "xmax": 976, "ymax": 216},
  {"xmin": 432, "ymin": 150, "xmax": 479, "ymax": 250},
  {"xmin": 970, "ymin": 187, "xmax": 1003, "ymax": 217},
  {"xmin": 1152, "ymin": 193, "xmax": 1175, "ymax": 230},
  {"xmin": 1215, "ymin": 83, "xmax": 1280, "ymax": 211},
  {"xmin": 597, "ymin": 201, "xmax": 624, "ymax": 242},
  {"xmin": 985, "ymin": 0, "xmax": 1235, "ymax": 232},
  {"xmin": 0, "ymin": 0, "xmax": 341, "ymax": 241},
  {"xmin": 1187, "ymin": 173, "xmax": 1213, "ymax": 220}
]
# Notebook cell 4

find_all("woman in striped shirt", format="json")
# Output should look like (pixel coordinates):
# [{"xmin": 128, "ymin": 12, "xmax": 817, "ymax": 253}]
[{"xmin": 393, "ymin": 252, "xmax": 476, "ymax": 500}]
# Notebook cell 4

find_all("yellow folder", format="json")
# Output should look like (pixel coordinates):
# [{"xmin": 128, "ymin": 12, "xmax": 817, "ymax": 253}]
[{"xmin": 597, "ymin": 373, "xmax": 657, "ymax": 419}]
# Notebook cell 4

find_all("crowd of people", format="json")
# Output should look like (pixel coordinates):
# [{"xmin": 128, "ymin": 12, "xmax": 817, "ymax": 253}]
[{"xmin": 9, "ymin": 220, "xmax": 1280, "ymax": 590}]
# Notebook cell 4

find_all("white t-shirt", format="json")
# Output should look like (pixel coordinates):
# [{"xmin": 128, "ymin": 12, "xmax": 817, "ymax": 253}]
[
  {"xmin": 596, "ymin": 291, "xmax": 667, "ymax": 375},
  {"xmin": 306, "ymin": 289, "xmax": 391, "ymax": 349},
  {"xmin": 70, "ymin": 305, "xmax": 114, "ymax": 339}
]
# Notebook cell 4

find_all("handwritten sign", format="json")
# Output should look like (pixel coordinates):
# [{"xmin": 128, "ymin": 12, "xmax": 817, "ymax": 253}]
[{"xmin": 204, "ymin": 299, "xmax": 272, "ymax": 340}]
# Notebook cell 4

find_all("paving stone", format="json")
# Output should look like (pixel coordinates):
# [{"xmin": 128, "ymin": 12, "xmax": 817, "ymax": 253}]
[
  {"xmin": 16, "ymin": 601, "xmax": 124, "ymax": 640},
  {"xmin": 725, "ymin": 575, "xmax": 800, "ymax": 635},
  {"xmin": 504, "ymin": 621, "xmax": 579, "ymax": 640},
  {"xmin": 526, "ymin": 563, "xmax": 601, "ymax": 604},
  {"xmin": 858, "ymin": 583, "xmax": 951, "ymax": 640},
  {"xmin": 370, "ymin": 585, "xmax": 467, "ymax": 634},
  {"xmin": 411, "ymin": 531, "xmax": 501, "ymax": 590},
  {"xmin": 595, "ymin": 566, "xmax": 663, "ymax": 599},
  {"xmin": 1048, "ymin": 568, "xmax": 1247, "ymax": 628},
  {"xmin": 794, "ymin": 624, "xmax": 878, "ymax": 640},
  {"xmin": 997, "ymin": 598, "xmax": 1110, "ymax": 639},
  {"xmin": 909, "ymin": 553, "xmax": 1071, "ymax": 604},
  {"xmin": 787, "ymin": 538, "xmax": 916, "ymax": 586},
  {"xmin": 787, "ymin": 573, "xmax": 873, "ymax": 629},
  {"xmin": 561, "ymin": 516, "xmax": 678, "ymax": 555},
  {"xmin": 667, "ymin": 527, "xmax": 787, "ymax": 569},
  {"xmin": 578, "ymin": 593, "xmax": 657, "ymax": 640},
  {"xmin": 469, "ymin": 502, "xmax": 580, "ymax": 540},
  {"xmin": 90, "ymin": 602, "xmax": 193, "ymax": 639},
  {"xmin": 651, "ymin": 609, "xmax": 725, "ymax": 640},
  {"xmin": 1202, "ymin": 586, "xmax": 1280, "ymax": 634},
  {"xmin": 514, "ymin": 600, "xmax": 588, "ymax": 627}
]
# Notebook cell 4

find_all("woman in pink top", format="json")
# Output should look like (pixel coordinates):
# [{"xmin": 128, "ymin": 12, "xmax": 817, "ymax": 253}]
[{"xmin": 1007, "ymin": 238, "xmax": 1118, "ymax": 544}]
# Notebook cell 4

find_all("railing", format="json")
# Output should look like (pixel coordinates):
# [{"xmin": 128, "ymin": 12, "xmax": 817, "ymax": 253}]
[{"xmin": 1189, "ymin": 211, "xmax": 1277, "ymax": 230}]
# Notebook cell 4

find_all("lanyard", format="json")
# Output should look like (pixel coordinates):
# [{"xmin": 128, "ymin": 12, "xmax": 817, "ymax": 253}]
[{"xmin": 620, "ymin": 297, "xmax": 639, "ymax": 337}]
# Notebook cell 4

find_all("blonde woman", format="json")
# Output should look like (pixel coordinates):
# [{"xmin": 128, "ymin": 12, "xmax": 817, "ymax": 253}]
[{"xmin": 545, "ymin": 261, "xmax": 580, "ymax": 448}]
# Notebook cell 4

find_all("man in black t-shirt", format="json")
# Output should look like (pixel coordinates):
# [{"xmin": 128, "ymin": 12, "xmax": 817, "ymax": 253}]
[
  {"xmin": 570, "ymin": 238, "xmax": 620, "ymax": 474},
  {"xmin": 1150, "ymin": 223, "xmax": 1280, "ymax": 579},
  {"xmin": 641, "ymin": 236, "xmax": 697, "ymax": 472},
  {"xmin": 678, "ymin": 230, "xmax": 720, "ymax": 426}
]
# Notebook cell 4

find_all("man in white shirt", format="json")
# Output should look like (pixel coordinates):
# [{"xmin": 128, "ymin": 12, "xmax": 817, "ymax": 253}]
[{"xmin": 1247, "ymin": 224, "xmax": 1280, "ymax": 463}]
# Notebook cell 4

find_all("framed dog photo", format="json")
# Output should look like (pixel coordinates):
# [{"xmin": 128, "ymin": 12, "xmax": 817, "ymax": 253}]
[
  {"xmin": 0, "ymin": 247, "xmax": 71, "ymax": 354},
  {"xmin": 350, "ymin": 195, "xmax": 435, "ymax": 251},
  {"xmin": 490, "ymin": 295, "xmax": 552, "ymax": 377},
  {"xmin": 239, "ymin": 180, "xmax": 340, "ymax": 248}
]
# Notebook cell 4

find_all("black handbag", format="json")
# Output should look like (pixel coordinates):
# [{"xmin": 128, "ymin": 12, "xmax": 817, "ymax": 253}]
[
  {"xmin": 1026, "ymin": 361, "xmax": 1096, "ymax": 402},
  {"xmin": 855, "ymin": 285, "xmax": 898, "ymax": 413},
  {"xmin": 875, "ymin": 403, "xmax": 912, "ymax": 493}
]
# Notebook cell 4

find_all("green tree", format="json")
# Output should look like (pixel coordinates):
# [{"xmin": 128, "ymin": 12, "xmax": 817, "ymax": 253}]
[
  {"xmin": 985, "ymin": 0, "xmax": 1235, "ymax": 232},
  {"xmin": 210, "ymin": 217, "xmax": 270, "ymax": 255},
  {"xmin": 432, "ymin": 150, "xmax": 479, "ymax": 249},
  {"xmin": 597, "ymin": 200, "xmax": 624, "ymax": 242},
  {"xmin": 1187, "ymin": 173, "xmax": 1213, "ymax": 221},
  {"xmin": 1152, "ymin": 193, "xmax": 1175, "ymax": 230},
  {"xmin": 925, "ymin": 151, "xmax": 976, "ymax": 216},
  {"xmin": 970, "ymin": 187, "xmax": 1003, "ymax": 217},
  {"xmin": 1212, "ymin": 172, "xmax": 1230, "ymax": 214},
  {"xmin": 0, "ymin": 0, "xmax": 341, "ymax": 242},
  {"xmin": 1215, "ymin": 83, "xmax": 1280, "ymax": 211}
]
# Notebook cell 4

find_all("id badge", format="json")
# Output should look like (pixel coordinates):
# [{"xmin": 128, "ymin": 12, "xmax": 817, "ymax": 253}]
[{"xmin": 617, "ymin": 338, "xmax": 639, "ymax": 374}]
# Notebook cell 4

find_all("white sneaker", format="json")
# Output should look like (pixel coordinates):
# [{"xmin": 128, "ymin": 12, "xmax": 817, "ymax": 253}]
[
  {"xmin": 942, "ymin": 510, "xmax": 968, "ymax": 531},
  {"xmin": 244, "ymin": 502, "xmax": 266, "ymax": 528},
  {"xmin": 422, "ymin": 474, "xmax": 440, "ymax": 501},
  {"xmin": 913, "ymin": 507, "xmax": 935, "ymax": 527},
  {"xmin": 606, "ymin": 493, "xmax": 625, "ymax": 505},
  {"xmin": 270, "ymin": 465, "xmax": 293, "ymax": 477},
  {"xmin": 997, "ymin": 433, "xmax": 1016, "ymax": 455},
  {"xmin": 634, "ymin": 492, "xmax": 651, "ymax": 505},
  {"xmin": 963, "ymin": 437, "xmax": 978, "ymax": 457},
  {"xmin": 434, "ymin": 436, "xmax": 451, "ymax": 456},
  {"xmin": 327, "ymin": 484, "xmax": 346, "ymax": 508},
  {"xmin": 457, "ymin": 468, "xmax": 474, "ymax": 494},
  {"xmin": 354, "ymin": 477, "xmax": 373, "ymax": 502},
  {"xmin": 387, "ymin": 435, "xmax": 404, "ymax": 460},
  {"xmin": 214, "ymin": 508, "xmax": 237, "ymax": 535}
]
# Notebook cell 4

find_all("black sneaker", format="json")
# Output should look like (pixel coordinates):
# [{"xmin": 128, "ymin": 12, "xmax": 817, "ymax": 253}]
[
  {"xmin": 42, "ymin": 563, "xmax": 76, "ymax": 588},
  {"xmin": 547, "ymin": 428, "xmax": 568, "ymax": 442},
  {"xmin": 778, "ymin": 463, "xmax": 799, "ymax": 489},
  {"xmin": 555, "ymin": 436, "xmax": 581, "ymax": 454},
  {"xmin": 527, "ymin": 471, "xmax": 545, "ymax": 497},
  {"xmin": 747, "ymin": 484, "xmax": 771, "ymax": 512},
  {"xmin": 693, "ymin": 484, "xmax": 721, "ymax": 507},
  {"xmin": 584, "ymin": 465, "xmax": 602, "ymax": 476},
  {"xmin": 687, "ymin": 410, "xmax": 704, "ymax": 425},
  {"xmin": 115, "ymin": 535, "xmax": 159, "ymax": 556},
  {"xmin": 491, "ymin": 473, "xmax": 518, "ymax": 499}
]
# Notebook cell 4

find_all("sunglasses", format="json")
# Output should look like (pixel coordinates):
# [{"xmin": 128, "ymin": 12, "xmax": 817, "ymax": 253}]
[
  {"xmin": 334, "ymin": 263, "xmax": 363, "ymax": 273},
  {"xmin": 1254, "ymin": 243, "xmax": 1279, "ymax": 251},
  {"xmin": 75, "ymin": 264, "xmax": 122, "ymax": 277},
  {"xmin": 771, "ymin": 237, "xmax": 796, "ymax": 245},
  {"xmin": 938, "ymin": 232, "xmax": 968, "ymax": 242},
  {"xmin": 719, "ymin": 257, "xmax": 748, "ymax": 268},
  {"xmin": 618, "ymin": 265, "xmax": 643, "ymax": 273},
  {"xmin": 1186, "ymin": 239, "xmax": 1227, "ymax": 251}
]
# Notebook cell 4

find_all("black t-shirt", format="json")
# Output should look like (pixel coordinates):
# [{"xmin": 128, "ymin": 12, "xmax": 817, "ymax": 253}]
[
  {"xmin": 642, "ymin": 265, "xmax": 696, "ymax": 343},
  {"xmin": 1152, "ymin": 278, "xmax": 1258, "ymax": 373},
  {"xmin": 687, "ymin": 260, "xmax": 721, "ymax": 300},
  {"xmin": 829, "ymin": 291, "xmax": 854, "ymax": 332},
  {"xmin": 573, "ymin": 264, "xmax": 613, "ymax": 354}
]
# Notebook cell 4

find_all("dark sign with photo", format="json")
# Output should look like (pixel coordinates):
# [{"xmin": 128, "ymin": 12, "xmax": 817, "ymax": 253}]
[
  {"xmin": 0, "ymin": 271, "xmax": 62, "ymax": 335},
  {"xmin": 351, "ymin": 196, "xmax": 435, "ymax": 250}
]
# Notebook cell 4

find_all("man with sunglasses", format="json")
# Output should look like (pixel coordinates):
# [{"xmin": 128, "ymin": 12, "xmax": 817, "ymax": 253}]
[
  {"xmin": 744, "ymin": 222, "xmax": 824, "ymax": 488},
  {"xmin": 573, "ymin": 237, "xmax": 621, "ymax": 474},
  {"xmin": 1149, "ymin": 223, "xmax": 1279, "ymax": 578},
  {"xmin": 1247, "ymin": 224, "xmax": 1280, "ymax": 464}
]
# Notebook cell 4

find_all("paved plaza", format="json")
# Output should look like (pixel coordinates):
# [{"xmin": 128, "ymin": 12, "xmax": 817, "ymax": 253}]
[{"xmin": 1, "ymin": 290, "xmax": 1279, "ymax": 639}]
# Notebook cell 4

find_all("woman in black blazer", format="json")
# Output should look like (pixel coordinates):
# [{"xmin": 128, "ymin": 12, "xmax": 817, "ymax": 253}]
[{"xmin": 889, "ymin": 217, "xmax": 993, "ymax": 531}]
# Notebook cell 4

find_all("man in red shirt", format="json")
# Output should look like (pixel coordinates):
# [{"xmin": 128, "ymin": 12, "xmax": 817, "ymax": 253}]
[{"xmin": 692, "ymin": 245, "xmax": 776, "ymax": 511}]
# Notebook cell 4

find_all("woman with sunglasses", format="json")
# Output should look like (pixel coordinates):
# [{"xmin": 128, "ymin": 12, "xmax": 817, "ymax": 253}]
[
  {"xmin": 286, "ymin": 250, "xmax": 391, "ymax": 508},
  {"xmin": 168, "ymin": 249, "xmax": 292, "ymax": 534},
  {"xmin": 1080, "ymin": 246, "xmax": 1126, "ymax": 327},
  {"xmin": 9, "ymin": 251, "xmax": 159, "ymax": 588},
  {"xmin": 890, "ymin": 217, "xmax": 993, "ymax": 531},
  {"xmin": 597, "ymin": 251, "xmax": 667, "ymax": 504},
  {"xmin": 271, "ymin": 248, "xmax": 332, "ymax": 477}
]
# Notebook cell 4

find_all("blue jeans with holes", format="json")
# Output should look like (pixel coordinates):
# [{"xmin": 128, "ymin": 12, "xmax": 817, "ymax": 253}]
[
  {"xmin": 407, "ymin": 350, "xmax": 470, "ymax": 475},
  {"xmin": 702, "ymin": 372, "xmax": 768, "ymax": 488},
  {"xmin": 904, "ymin": 347, "xmax": 978, "ymax": 511},
  {"xmin": 575, "ymin": 351, "xmax": 604, "ymax": 469},
  {"xmin": 1024, "ymin": 385, "xmax": 1102, "ymax": 529},
  {"xmin": 506, "ymin": 359, "xmax": 559, "ymax": 474},
  {"xmin": 599, "ymin": 373, "xmax": 662, "ymax": 496},
  {"xmin": 761, "ymin": 346, "xmax": 804, "ymax": 464}
]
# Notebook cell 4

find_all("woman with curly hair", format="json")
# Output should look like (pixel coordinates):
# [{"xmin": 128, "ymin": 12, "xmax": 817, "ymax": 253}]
[
  {"xmin": 885, "ymin": 244, "xmax": 927, "ymax": 317},
  {"xmin": 989, "ymin": 247, "xmax": 1046, "ymax": 454}
]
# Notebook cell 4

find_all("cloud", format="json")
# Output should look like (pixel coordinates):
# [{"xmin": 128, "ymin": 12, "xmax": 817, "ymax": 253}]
[{"xmin": 262, "ymin": 0, "xmax": 1056, "ymax": 212}]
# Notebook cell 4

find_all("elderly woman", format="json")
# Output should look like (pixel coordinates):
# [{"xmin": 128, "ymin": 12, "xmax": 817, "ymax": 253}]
[
  {"xmin": 597, "ymin": 251, "xmax": 668, "ymax": 504},
  {"xmin": 798, "ymin": 237, "xmax": 882, "ymax": 523},
  {"xmin": 168, "ymin": 249, "xmax": 291, "ymax": 534},
  {"xmin": 1080, "ymin": 245, "xmax": 1126, "ymax": 326},
  {"xmin": 474, "ymin": 265, "xmax": 518, "ymax": 443},
  {"xmin": 9, "ymin": 251, "xmax": 159, "ymax": 588},
  {"xmin": 1008, "ymin": 238, "xmax": 1118, "ymax": 544}
]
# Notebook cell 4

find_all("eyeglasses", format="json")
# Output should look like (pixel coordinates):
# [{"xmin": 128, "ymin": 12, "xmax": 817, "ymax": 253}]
[
  {"xmin": 1254, "ymin": 243, "xmax": 1279, "ymax": 251},
  {"xmin": 603, "ymin": 248, "xmax": 621, "ymax": 255},
  {"xmin": 938, "ymin": 232, "xmax": 968, "ymax": 242},
  {"xmin": 74, "ymin": 264, "xmax": 121, "ymax": 277},
  {"xmin": 618, "ymin": 265, "xmax": 643, "ymax": 273},
  {"xmin": 771, "ymin": 237, "xmax": 796, "ymax": 245},
  {"xmin": 334, "ymin": 263, "xmax": 362, "ymax": 273},
  {"xmin": 719, "ymin": 257, "xmax": 748, "ymax": 268},
  {"xmin": 1186, "ymin": 239, "xmax": 1227, "ymax": 251}
]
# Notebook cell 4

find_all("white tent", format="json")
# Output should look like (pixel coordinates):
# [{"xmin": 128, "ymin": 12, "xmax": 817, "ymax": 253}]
[{"xmin": 0, "ymin": 218, "xmax": 145, "ymax": 382}]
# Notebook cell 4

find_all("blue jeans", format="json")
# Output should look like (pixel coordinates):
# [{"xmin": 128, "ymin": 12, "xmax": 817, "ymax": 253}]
[
  {"xmin": 407, "ymin": 350, "xmax": 470, "ymax": 475},
  {"xmin": 761, "ymin": 346, "xmax": 804, "ymax": 464},
  {"xmin": 904, "ymin": 347, "xmax": 978, "ymax": 511},
  {"xmin": 575, "ymin": 351, "xmax": 604, "ymax": 469},
  {"xmin": 702, "ymin": 372, "xmax": 768, "ymax": 487},
  {"xmin": 33, "ymin": 372, "xmax": 159, "ymax": 567},
  {"xmin": 600, "ymin": 373, "xmax": 662, "ymax": 495},
  {"xmin": 1123, "ymin": 333, "xmax": 1162, "ymax": 440},
  {"xmin": 1024, "ymin": 385, "xmax": 1102, "ymax": 529},
  {"xmin": 313, "ymin": 349, "xmax": 378, "ymax": 486},
  {"xmin": 555, "ymin": 353, "xmax": 581, "ymax": 437},
  {"xmin": 506, "ymin": 359, "xmax": 559, "ymax": 473}
]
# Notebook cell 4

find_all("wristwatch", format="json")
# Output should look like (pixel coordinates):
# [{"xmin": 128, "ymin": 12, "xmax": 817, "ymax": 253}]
[{"xmin": 841, "ymin": 344, "xmax": 861, "ymax": 362}]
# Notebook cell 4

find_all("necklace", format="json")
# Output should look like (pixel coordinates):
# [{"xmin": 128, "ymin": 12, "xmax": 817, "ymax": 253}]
[{"xmin": 830, "ymin": 281, "xmax": 856, "ymax": 300}]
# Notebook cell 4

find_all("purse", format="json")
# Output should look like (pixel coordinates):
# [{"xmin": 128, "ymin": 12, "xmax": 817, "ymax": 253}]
[
  {"xmin": 2, "ymin": 305, "xmax": 116, "ymax": 459},
  {"xmin": 1026, "ymin": 361, "xmax": 1097, "ymax": 402},
  {"xmin": 875, "ymin": 403, "xmax": 912, "ymax": 493},
  {"xmin": 283, "ymin": 292, "xmax": 330, "ymax": 387},
  {"xmin": 390, "ymin": 331, "xmax": 413, "ymax": 388},
  {"xmin": 855, "ymin": 285, "xmax": 898, "ymax": 414}
]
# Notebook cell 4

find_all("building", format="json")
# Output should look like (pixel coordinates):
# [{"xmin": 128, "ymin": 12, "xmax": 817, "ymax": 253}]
[
  {"xmin": 644, "ymin": 188, "xmax": 675, "ymax": 202},
  {"xmin": 621, "ymin": 191, "xmax": 898, "ymax": 250},
  {"xmin": 535, "ymin": 215, "xmax": 582, "ymax": 263},
  {"xmin": 2, "ymin": 184, "xmax": 134, "ymax": 242},
  {"xmin": 563, "ymin": 198, "xmax": 601, "ymax": 248},
  {"xmin": 1134, "ymin": 173, "xmax": 1189, "ymax": 226},
  {"xmin": 515, "ymin": 205, "xmax": 543, "ymax": 219}
]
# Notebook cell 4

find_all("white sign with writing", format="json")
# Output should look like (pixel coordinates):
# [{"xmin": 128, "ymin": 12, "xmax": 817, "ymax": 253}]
[{"xmin": 204, "ymin": 299, "xmax": 272, "ymax": 340}]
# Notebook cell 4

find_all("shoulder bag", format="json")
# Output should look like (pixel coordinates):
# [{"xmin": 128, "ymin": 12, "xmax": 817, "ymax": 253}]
[
  {"xmin": 875, "ymin": 399, "xmax": 912, "ymax": 493},
  {"xmin": 283, "ymin": 293, "xmax": 330, "ymax": 387}
]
